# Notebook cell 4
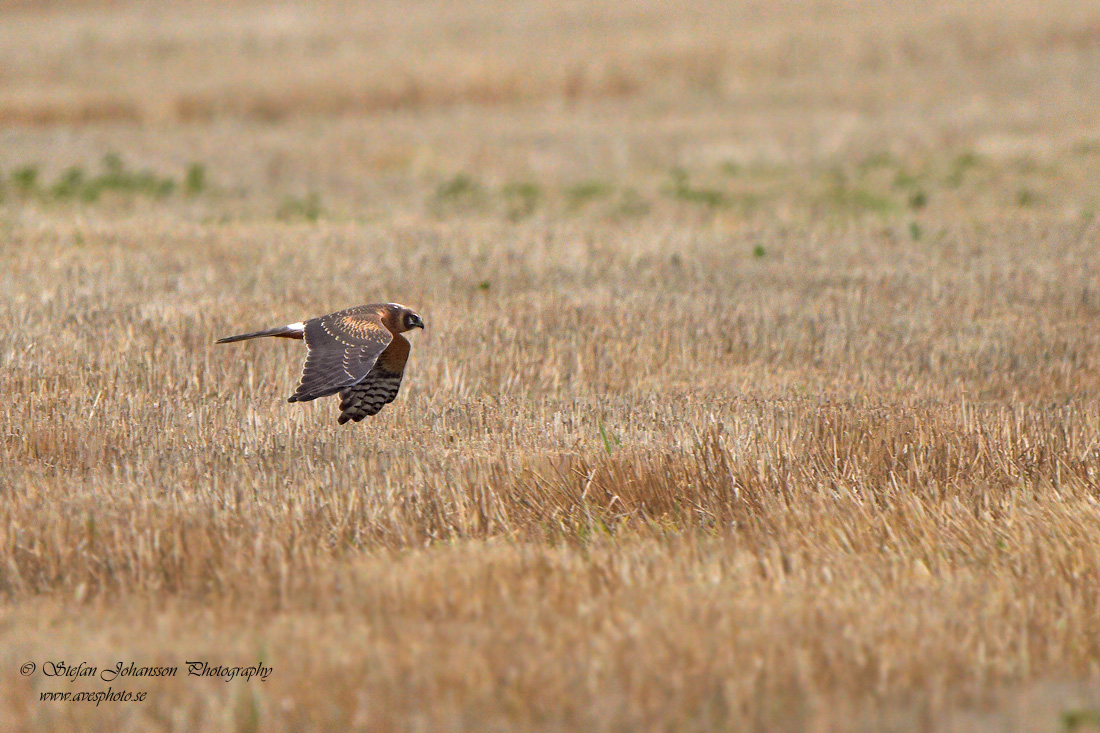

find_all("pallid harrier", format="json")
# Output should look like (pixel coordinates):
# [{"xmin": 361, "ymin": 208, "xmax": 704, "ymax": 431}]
[{"xmin": 217, "ymin": 302, "xmax": 424, "ymax": 424}]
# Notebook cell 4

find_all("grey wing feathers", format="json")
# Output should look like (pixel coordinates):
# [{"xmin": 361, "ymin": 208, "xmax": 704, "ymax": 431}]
[
  {"xmin": 337, "ymin": 371, "xmax": 405, "ymax": 423},
  {"xmin": 336, "ymin": 333, "xmax": 411, "ymax": 423},
  {"xmin": 288, "ymin": 310, "xmax": 392, "ymax": 403}
]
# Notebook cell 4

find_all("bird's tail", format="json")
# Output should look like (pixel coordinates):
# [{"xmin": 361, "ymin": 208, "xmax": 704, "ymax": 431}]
[{"xmin": 216, "ymin": 323, "xmax": 305, "ymax": 344}]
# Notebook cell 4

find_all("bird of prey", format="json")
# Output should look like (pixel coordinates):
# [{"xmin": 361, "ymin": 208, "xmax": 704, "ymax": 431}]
[{"xmin": 216, "ymin": 302, "xmax": 424, "ymax": 424}]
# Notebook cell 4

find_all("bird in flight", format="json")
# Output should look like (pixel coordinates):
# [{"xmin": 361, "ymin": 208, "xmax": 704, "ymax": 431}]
[{"xmin": 216, "ymin": 302, "xmax": 424, "ymax": 424}]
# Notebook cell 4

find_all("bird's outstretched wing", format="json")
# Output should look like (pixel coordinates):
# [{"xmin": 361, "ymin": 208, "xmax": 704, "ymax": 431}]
[
  {"xmin": 337, "ymin": 335, "xmax": 410, "ymax": 423},
  {"xmin": 288, "ymin": 308, "xmax": 392, "ymax": 403}
]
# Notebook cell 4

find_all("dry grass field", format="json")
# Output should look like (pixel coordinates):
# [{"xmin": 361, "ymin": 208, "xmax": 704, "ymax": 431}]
[{"xmin": 3, "ymin": 0, "xmax": 1100, "ymax": 730}]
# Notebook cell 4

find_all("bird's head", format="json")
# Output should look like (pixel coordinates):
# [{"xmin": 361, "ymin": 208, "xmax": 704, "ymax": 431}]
[
  {"xmin": 403, "ymin": 310, "xmax": 425, "ymax": 332},
  {"xmin": 385, "ymin": 303, "xmax": 425, "ymax": 333}
]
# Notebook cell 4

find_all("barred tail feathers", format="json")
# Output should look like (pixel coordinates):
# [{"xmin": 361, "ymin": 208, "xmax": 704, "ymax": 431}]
[{"xmin": 215, "ymin": 322, "xmax": 305, "ymax": 344}]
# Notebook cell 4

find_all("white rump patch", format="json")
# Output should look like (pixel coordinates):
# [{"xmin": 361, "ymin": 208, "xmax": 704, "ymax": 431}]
[{"xmin": 286, "ymin": 322, "xmax": 305, "ymax": 333}]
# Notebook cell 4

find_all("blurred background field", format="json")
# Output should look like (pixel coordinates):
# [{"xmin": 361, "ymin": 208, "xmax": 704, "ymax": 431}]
[{"xmin": 2, "ymin": 0, "xmax": 1100, "ymax": 730}]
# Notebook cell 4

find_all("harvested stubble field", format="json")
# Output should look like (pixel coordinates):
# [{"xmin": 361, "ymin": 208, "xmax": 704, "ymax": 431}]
[{"xmin": 3, "ymin": 0, "xmax": 1100, "ymax": 730}]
